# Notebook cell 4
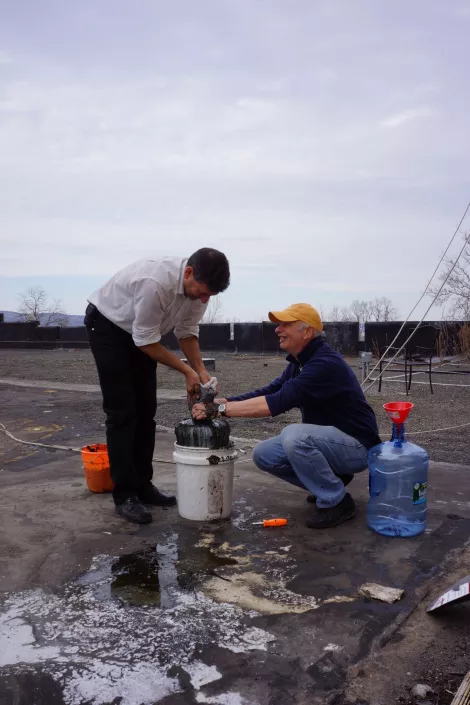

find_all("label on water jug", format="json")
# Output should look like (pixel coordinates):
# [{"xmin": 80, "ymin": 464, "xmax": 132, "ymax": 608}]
[{"xmin": 413, "ymin": 481, "xmax": 428, "ymax": 504}]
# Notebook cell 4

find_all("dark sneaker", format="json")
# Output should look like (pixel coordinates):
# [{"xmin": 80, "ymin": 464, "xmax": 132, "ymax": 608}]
[
  {"xmin": 306, "ymin": 474, "xmax": 354, "ymax": 504},
  {"xmin": 115, "ymin": 497, "xmax": 152, "ymax": 524},
  {"xmin": 138, "ymin": 484, "xmax": 177, "ymax": 507},
  {"xmin": 306, "ymin": 493, "xmax": 357, "ymax": 529}
]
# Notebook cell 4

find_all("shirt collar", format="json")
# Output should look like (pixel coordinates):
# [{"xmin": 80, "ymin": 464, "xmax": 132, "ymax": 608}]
[
  {"xmin": 177, "ymin": 258, "xmax": 188, "ymax": 295},
  {"xmin": 287, "ymin": 337, "xmax": 324, "ymax": 365}
]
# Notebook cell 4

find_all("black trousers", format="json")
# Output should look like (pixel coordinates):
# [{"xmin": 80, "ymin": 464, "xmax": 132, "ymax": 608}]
[{"xmin": 85, "ymin": 304, "xmax": 157, "ymax": 504}]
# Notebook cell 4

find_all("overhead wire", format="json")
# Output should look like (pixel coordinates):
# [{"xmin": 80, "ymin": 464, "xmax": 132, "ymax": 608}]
[
  {"xmin": 361, "ymin": 207, "xmax": 470, "ymax": 395},
  {"xmin": 361, "ymin": 200, "xmax": 470, "ymax": 392}
]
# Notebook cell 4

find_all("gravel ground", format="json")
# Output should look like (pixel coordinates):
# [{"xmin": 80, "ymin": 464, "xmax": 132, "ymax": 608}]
[
  {"xmin": 1, "ymin": 349, "xmax": 469, "ymax": 463},
  {"xmin": 394, "ymin": 605, "xmax": 470, "ymax": 705}
]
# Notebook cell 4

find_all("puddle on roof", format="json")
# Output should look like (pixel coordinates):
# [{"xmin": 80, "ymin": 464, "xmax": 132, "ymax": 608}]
[{"xmin": 77, "ymin": 534, "xmax": 238, "ymax": 608}]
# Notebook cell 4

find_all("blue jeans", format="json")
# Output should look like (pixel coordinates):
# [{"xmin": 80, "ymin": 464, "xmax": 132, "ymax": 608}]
[{"xmin": 252, "ymin": 424, "xmax": 368, "ymax": 509}]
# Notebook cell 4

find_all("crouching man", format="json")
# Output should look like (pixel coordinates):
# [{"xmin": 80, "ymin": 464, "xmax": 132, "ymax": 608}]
[{"xmin": 192, "ymin": 304, "xmax": 380, "ymax": 528}]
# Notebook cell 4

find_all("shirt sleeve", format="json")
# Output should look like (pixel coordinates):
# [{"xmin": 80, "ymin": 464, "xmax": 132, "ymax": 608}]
[
  {"xmin": 265, "ymin": 359, "xmax": 336, "ymax": 417},
  {"xmin": 132, "ymin": 278, "xmax": 165, "ymax": 347},
  {"xmin": 174, "ymin": 301, "xmax": 207, "ymax": 340}
]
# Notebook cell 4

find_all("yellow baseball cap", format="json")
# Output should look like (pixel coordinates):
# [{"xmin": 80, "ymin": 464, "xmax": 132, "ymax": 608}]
[{"xmin": 268, "ymin": 303, "xmax": 323, "ymax": 331}]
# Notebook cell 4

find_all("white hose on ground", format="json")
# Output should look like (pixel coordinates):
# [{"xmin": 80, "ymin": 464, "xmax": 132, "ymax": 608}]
[
  {"xmin": 0, "ymin": 422, "xmax": 251, "ymax": 464},
  {"xmin": 2, "ymin": 419, "xmax": 470, "ymax": 461}
]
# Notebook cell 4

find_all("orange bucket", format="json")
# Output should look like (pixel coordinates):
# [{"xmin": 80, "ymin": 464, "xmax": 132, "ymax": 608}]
[{"xmin": 81, "ymin": 443, "xmax": 114, "ymax": 493}]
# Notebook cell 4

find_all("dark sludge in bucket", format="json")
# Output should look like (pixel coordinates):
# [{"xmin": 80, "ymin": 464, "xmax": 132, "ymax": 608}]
[{"xmin": 174, "ymin": 417, "xmax": 232, "ymax": 449}]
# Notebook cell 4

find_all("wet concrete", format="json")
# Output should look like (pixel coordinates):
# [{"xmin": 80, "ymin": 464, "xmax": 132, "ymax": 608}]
[
  {"xmin": 2, "ymin": 385, "xmax": 470, "ymax": 705},
  {"xmin": 77, "ymin": 540, "xmax": 239, "ymax": 608}
]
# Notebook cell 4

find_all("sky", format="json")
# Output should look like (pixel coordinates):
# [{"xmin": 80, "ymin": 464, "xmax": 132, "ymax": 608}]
[{"xmin": 1, "ymin": 0, "xmax": 470, "ymax": 321}]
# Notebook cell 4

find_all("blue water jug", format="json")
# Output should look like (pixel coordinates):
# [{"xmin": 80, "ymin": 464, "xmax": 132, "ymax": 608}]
[{"xmin": 367, "ymin": 402, "xmax": 428, "ymax": 537}]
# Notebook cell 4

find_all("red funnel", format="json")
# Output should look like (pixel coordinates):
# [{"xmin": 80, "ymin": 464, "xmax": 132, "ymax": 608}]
[{"xmin": 383, "ymin": 402, "xmax": 414, "ymax": 425}]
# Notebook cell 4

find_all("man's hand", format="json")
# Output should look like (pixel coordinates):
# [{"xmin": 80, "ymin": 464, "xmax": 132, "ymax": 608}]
[
  {"xmin": 199, "ymin": 370, "xmax": 219, "ymax": 395},
  {"xmin": 199, "ymin": 369, "xmax": 212, "ymax": 386},
  {"xmin": 214, "ymin": 397, "xmax": 227, "ymax": 404},
  {"xmin": 192, "ymin": 402, "xmax": 209, "ymax": 421},
  {"xmin": 186, "ymin": 369, "xmax": 201, "ymax": 408}
]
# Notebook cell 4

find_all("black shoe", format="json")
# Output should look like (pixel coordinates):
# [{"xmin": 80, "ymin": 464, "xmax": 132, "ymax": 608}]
[
  {"xmin": 115, "ymin": 497, "xmax": 152, "ymax": 524},
  {"xmin": 306, "ymin": 474, "xmax": 354, "ymax": 504},
  {"xmin": 138, "ymin": 484, "xmax": 177, "ymax": 507},
  {"xmin": 306, "ymin": 493, "xmax": 357, "ymax": 529}
]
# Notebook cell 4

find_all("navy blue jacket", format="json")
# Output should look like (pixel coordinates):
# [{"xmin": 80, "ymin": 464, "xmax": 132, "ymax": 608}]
[{"xmin": 229, "ymin": 338, "xmax": 381, "ymax": 450}]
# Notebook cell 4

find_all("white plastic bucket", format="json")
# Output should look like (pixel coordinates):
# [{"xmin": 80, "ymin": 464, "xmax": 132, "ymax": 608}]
[{"xmin": 173, "ymin": 444, "xmax": 238, "ymax": 521}]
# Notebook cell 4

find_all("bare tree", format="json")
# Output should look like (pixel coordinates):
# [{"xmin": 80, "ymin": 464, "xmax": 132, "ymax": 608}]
[
  {"xmin": 370, "ymin": 296, "xmax": 398, "ymax": 322},
  {"xmin": 328, "ymin": 298, "xmax": 397, "ymax": 323},
  {"xmin": 202, "ymin": 295, "xmax": 223, "ymax": 323},
  {"xmin": 340, "ymin": 306, "xmax": 355, "ymax": 322},
  {"xmin": 328, "ymin": 305, "xmax": 341, "ymax": 322},
  {"xmin": 328, "ymin": 304, "xmax": 359, "ymax": 322},
  {"xmin": 18, "ymin": 286, "xmax": 69, "ymax": 327},
  {"xmin": 430, "ymin": 233, "xmax": 470, "ymax": 319},
  {"xmin": 350, "ymin": 299, "xmax": 373, "ymax": 324}
]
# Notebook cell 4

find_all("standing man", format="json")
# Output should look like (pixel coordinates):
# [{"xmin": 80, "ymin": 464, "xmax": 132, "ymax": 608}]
[
  {"xmin": 192, "ymin": 303, "xmax": 380, "ymax": 529},
  {"xmin": 85, "ymin": 248, "xmax": 230, "ymax": 524}
]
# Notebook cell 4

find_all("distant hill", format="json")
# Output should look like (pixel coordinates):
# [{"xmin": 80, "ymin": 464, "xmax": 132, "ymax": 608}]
[{"xmin": 0, "ymin": 311, "xmax": 84, "ymax": 327}]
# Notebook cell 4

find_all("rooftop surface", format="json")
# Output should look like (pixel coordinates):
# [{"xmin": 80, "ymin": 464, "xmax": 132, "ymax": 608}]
[{"xmin": 1, "ymin": 351, "xmax": 470, "ymax": 705}]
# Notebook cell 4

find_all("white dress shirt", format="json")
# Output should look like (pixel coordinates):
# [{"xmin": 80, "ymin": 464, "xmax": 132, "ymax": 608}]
[{"xmin": 88, "ymin": 257, "xmax": 207, "ymax": 347}]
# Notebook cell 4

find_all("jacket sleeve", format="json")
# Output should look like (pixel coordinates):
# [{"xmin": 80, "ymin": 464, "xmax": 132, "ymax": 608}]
[
  {"xmin": 265, "ymin": 359, "xmax": 337, "ymax": 417},
  {"xmin": 228, "ymin": 366, "xmax": 292, "ymax": 402}
]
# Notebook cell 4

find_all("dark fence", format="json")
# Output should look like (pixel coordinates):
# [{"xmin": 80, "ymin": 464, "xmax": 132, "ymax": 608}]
[
  {"xmin": 199, "ymin": 323, "xmax": 231, "ymax": 351},
  {"xmin": 0, "ymin": 322, "xmax": 40, "ymax": 341},
  {"xmin": 60, "ymin": 327, "xmax": 89, "ymax": 342},
  {"xmin": 30, "ymin": 326, "xmax": 61, "ymax": 342},
  {"xmin": 365, "ymin": 322, "xmax": 410, "ymax": 354},
  {"xmin": 364, "ymin": 321, "xmax": 454, "ymax": 355},
  {"xmin": 234, "ymin": 323, "xmax": 264, "ymax": 353},
  {"xmin": 364, "ymin": 321, "xmax": 470, "ymax": 356},
  {"xmin": 0, "ymin": 319, "xmax": 379, "ymax": 356},
  {"xmin": 438, "ymin": 322, "xmax": 470, "ymax": 356},
  {"xmin": 261, "ymin": 322, "xmax": 279, "ymax": 352},
  {"xmin": 2, "ymin": 319, "xmax": 467, "ymax": 357},
  {"xmin": 232, "ymin": 321, "xmax": 360, "ymax": 355},
  {"xmin": 323, "ymin": 322, "xmax": 359, "ymax": 356}
]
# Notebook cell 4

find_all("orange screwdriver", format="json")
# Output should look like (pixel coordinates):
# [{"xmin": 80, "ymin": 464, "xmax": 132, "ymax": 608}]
[{"xmin": 252, "ymin": 518, "xmax": 288, "ymax": 528}]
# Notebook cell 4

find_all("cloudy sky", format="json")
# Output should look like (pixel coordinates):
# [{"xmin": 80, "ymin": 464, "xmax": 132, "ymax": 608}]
[{"xmin": 1, "ymin": 0, "xmax": 469, "ymax": 321}]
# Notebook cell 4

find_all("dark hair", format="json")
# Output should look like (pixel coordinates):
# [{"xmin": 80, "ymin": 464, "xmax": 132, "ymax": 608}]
[{"xmin": 187, "ymin": 248, "xmax": 230, "ymax": 293}]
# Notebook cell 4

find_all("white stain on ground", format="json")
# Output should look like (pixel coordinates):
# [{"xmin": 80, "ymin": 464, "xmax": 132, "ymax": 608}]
[
  {"xmin": 0, "ymin": 549, "xmax": 275, "ymax": 705},
  {"xmin": 186, "ymin": 661, "xmax": 222, "ymax": 690},
  {"xmin": 0, "ymin": 607, "xmax": 60, "ymax": 666},
  {"xmin": 196, "ymin": 692, "xmax": 248, "ymax": 704},
  {"xmin": 324, "ymin": 643, "xmax": 343, "ymax": 652},
  {"xmin": 0, "ymin": 529, "xmax": 323, "ymax": 704},
  {"xmin": 64, "ymin": 662, "xmax": 179, "ymax": 705},
  {"xmin": 231, "ymin": 498, "xmax": 260, "ymax": 529},
  {"xmin": 198, "ymin": 533, "xmax": 318, "ymax": 615},
  {"xmin": 205, "ymin": 571, "xmax": 319, "ymax": 614}
]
